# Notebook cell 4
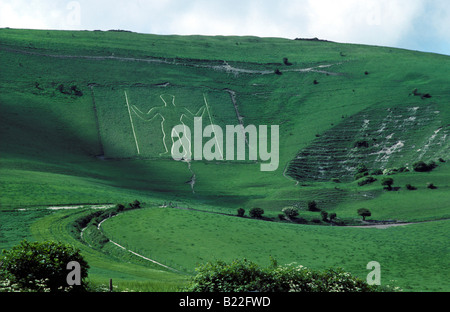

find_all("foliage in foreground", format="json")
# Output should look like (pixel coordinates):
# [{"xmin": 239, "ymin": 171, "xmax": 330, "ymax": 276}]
[
  {"xmin": 0, "ymin": 240, "xmax": 89, "ymax": 292},
  {"xmin": 186, "ymin": 259, "xmax": 389, "ymax": 292}
]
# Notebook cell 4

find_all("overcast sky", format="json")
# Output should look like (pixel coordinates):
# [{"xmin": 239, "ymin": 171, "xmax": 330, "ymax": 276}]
[{"xmin": 1, "ymin": 0, "xmax": 449, "ymax": 55}]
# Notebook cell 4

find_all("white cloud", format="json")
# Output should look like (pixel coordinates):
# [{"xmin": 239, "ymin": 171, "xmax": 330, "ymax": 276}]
[
  {"xmin": 305, "ymin": 0, "xmax": 425, "ymax": 46},
  {"xmin": 0, "ymin": 0, "xmax": 448, "ymax": 54}
]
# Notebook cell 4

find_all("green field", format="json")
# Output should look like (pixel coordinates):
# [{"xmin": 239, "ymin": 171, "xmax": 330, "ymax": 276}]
[{"xmin": 0, "ymin": 28, "xmax": 449, "ymax": 292}]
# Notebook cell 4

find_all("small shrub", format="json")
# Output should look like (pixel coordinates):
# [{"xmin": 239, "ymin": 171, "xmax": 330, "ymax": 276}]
[
  {"xmin": 249, "ymin": 207, "xmax": 264, "ymax": 218},
  {"xmin": 406, "ymin": 184, "xmax": 417, "ymax": 190},
  {"xmin": 237, "ymin": 208, "xmax": 245, "ymax": 217},
  {"xmin": 307, "ymin": 200, "xmax": 319, "ymax": 212},
  {"xmin": 274, "ymin": 69, "xmax": 282, "ymax": 75},
  {"xmin": 329, "ymin": 212, "xmax": 337, "ymax": 222},
  {"xmin": 427, "ymin": 183, "xmax": 437, "ymax": 189},
  {"xmin": 131, "ymin": 200, "xmax": 141, "ymax": 208},
  {"xmin": 116, "ymin": 203, "xmax": 125, "ymax": 212},
  {"xmin": 321, "ymin": 211, "xmax": 328, "ymax": 222},
  {"xmin": 282, "ymin": 207, "xmax": 299, "ymax": 219}
]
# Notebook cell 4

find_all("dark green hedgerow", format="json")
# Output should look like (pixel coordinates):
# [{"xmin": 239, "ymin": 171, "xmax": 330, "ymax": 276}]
[
  {"xmin": 70, "ymin": 201, "xmax": 142, "ymax": 248},
  {"xmin": 185, "ymin": 259, "xmax": 390, "ymax": 292}
]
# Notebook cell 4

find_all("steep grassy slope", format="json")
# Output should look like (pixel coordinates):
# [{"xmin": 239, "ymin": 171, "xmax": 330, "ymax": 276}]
[{"xmin": 0, "ymin": 28, "xmax": 449, "ymax": 292}]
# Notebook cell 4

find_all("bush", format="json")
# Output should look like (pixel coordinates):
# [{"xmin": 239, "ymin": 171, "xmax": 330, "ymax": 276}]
[
  {"xmin": 249, "ymin": 207, "xmax": 264, "ymax": 218},
  {"xmin": 413, "ymin": 161, "xmax": 437, "ymax": 172},
  {"xmin": 185, "ymin": 259, "xmax": 383, "ymax": 292},
  {"xmin": 329, "ymin": 212, "xmax": 337, "ymax": 222},
  {"xmin": 381, "ymin": 177, "xmax": 394, "ymax": 190},
  {"xmin": 406, "ymin": 184, "xmax": 417, "ymax": 190},
  {"xmin": 237, "ymin": 208, "xmax": 245, "ymax": 217},
  {"xmin": 427, "ymin": 183, "xmax": 437, "ymax": 189},
  {"xmin": 1, "ymin": 240, "xmax": 89, "ymax": 292},
  {"xmin": 307, "ymin": 200, "xmax": 319, "ymax": 212},
  {"xmin": 129, "ymin": 200, "xmax": 141, "ymax": 209},
  {"xmin": 116, "ymin": 203, "xmax": 125, "ymax": 212},
  {"xmin": 282, "ymin": 207, "xmax": 299, "ymax": 219},
  {"xmin": 321, "ymin": 211, "xmax": 328, "ymax": 222}
]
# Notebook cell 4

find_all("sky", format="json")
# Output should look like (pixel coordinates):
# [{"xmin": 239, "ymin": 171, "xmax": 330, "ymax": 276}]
[{"xmin": 0, "ymin": 0, "xmax": 449, "ymax": 55}]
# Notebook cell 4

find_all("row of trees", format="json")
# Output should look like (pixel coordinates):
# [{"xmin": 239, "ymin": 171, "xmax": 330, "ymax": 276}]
[{"xmin": 237, "ymin": 201, "xmax": 339, "ymax": 224}]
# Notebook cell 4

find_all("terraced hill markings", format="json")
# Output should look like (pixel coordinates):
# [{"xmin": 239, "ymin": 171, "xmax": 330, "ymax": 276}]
[{"xmin": 286, "ymin": 104, "xmax": 449, "ymax": 182}]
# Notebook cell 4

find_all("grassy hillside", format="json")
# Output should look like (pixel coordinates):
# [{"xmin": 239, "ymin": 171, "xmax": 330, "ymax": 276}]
[{"xmin": 0, "ymin": 28, "xmax": 449, "ymax": 292}]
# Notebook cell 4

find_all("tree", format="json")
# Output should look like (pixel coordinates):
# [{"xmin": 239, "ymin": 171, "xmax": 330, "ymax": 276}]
[
  {"xmin": 381, "ymin": 177, "xmax": 394, "ymax": 190},
  {"xmin": 321, "ymin": 211, "xmax": 329, "ymax": 222},
  {"xmin": 357, "ymin": 208, "xmax": 372, "ymax": 221},
  {"xmin": 129, "ymin": 200, "xmax": 141, "ymax": 209},
  {"xmin": 307, "ymin": 200, "xmax": 319, "ymax": 212},
  {"xmin": 115, "ymin": 203, "xmax": 125, "ymax": 212},
  {"xmin": 282, "ymin": 207, "xmax": 299, "ymax": 219},
  {"xmin": 329, "ymin": 212, "xmax": 337, "ymax": 222},
  {"xmin": 249, "ymin": 207, "xmax": 264, "ymax": 218},
  {"xmin": 237, "ymin": 208, "xmax": 245, "ymax": 217},
  {"xmin": 1, "ymin": 240, "xmax": 89, "ymax": 292}
]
